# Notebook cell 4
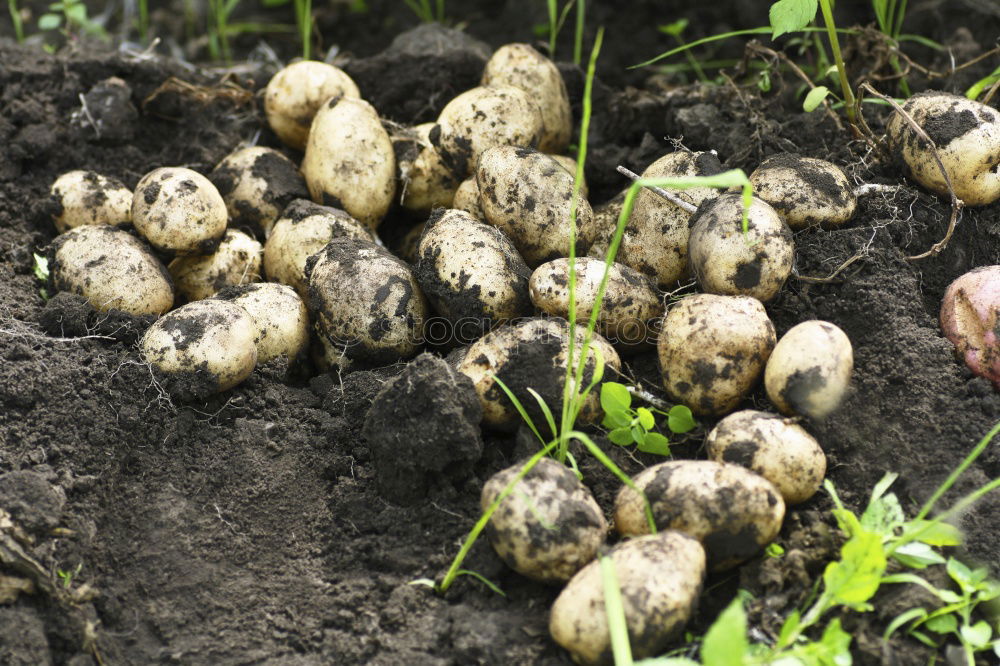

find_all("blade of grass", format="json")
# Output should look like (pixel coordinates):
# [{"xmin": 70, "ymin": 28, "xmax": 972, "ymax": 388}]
[{"xmin": 600, "ymin": 554, "xmax": 634, "ymax": 666}]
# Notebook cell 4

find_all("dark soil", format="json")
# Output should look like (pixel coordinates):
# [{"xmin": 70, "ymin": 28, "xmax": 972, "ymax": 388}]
[{"xmin": 2, "ymin": 2, "xmax": 1000, "ymax": 664}]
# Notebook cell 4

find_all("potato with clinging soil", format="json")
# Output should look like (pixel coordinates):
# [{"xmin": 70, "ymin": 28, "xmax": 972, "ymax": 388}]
[
  {"xmin": 481, "ymin": 43, "xmax": 572, "ymax": 154},
  {"xmin": 477, "ymin": 145, "xmax": 593, "ymax": 267},
  {"xmin": 614, "ymin": 460, "xmax": 785, "ymax": 571},
  {"xmin": 168, "ymin": 229, "xmax": 263, "ymax": 303},
  {"xmin": 301, "ymin": 96, "xmax": 396, "ymax": 230},
  {"xmin": 658, "ymin": 293, "xmax": 776, "ymax": 416},
  {"xmin": 750, "ymin": 154, "xmax": 857, "ymax": 229},
  {"xmin": 263, "ymin": 199, "xmax": 374, "ymax": 297},
  {"xmin": 131, "ymin": 167, "xmax": 228, "ymax": 256},
  {"xmin": 49, "ymin": 225, "xmax": 174, "ymax": 316},
  {"xmin": 688, "ymin": 193, "xmax": 794, "ymax": 303},
  {"xmin": 886, "ymin": 91, "xmax": 1000, "ymax": 206},
  {"xmin": 549, "ymin": 531, "xmax": 706, "ymax": 665},
  {"xmin": 706, "ymin": 409, "xmax": 826, "ymax": 505},
  {"xmin": 264, "ymin": 61, "xmax": 360, "ymax": 151},
  {"xmin": 765, "ymin": 320, "xmax": 853, "ymax": 419},
  {"xmin": 452, "ymin": 177, "xmax": 484, "ymax": 220},
  {"xmin": 482, "ymin": 457, "xmax": 607, "ymax": 584},
  {"xmin": 208, "ymin": 146, "xmax": 309, "ymax": 238},
  {"xmin": 414, "ymin": 208, "xmax": 532, "ymax": 337},
  {"xmin": 458, "ymin": 317, "xmax": 620, "ymax": 430},
  {"xmin": 395, "ymin": 122, "xmax": 462, "ymax": 213},
  {"xmin": 140, "ymin": 299, "xmax": 258, "ymax": 398},
  {"xmin": 212, "ymin": 283, "xmax": 309, "ymax": 365},
  {"xmin": 939, "ymin": 265, "xmax": 1000, "ymax": 386},
  {"xmin": 307, "ymin": 236, "xmax": 428, "ymax": 365},
  {"xmin": 529, "ymin": 257, "xmax": 663, "ymax": 350},
  {"xmin": 49, "ymin": 170, "xmax": 132, "ymax": 233}
]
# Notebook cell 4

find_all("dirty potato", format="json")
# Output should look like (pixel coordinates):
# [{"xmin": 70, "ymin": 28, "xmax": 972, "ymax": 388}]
[
  {"xmin": 212, "ymin": 283, "xmax": 309, "ymax": 365},
  {"xmin": 477, "ymin": 145, "xmax": 593, "ymax": 267},
  {"xmin": 452, "ymin": 177, "xmax": 484, "ymax": 219},
  {"xmin": 50, "ymin": 170, "xmax": 132, "ymax": 233},
  {"xmin": 614, "ymin": 460, "xmax": 785, "ymax": 571},
  {"xmin": 414, "ymin": 208, "xmax": 532, "ymax": 336},
  {"xmin": 688, "ymin": 193, "xmax": 794, "ymax": 303},
  {"xmin": 131, "ymin": 167, "xmax": 228, "ymax": 256},
  {"xmin": 765, "ymin": 320, "xmax": 853, "ymax": 419},
  {"xmin": 457, "ymin": 317, "xmax": 620, "ymax": 430},
  {"xmin": 940, "ymin": 265, "xmax": 1000, "ymax": 386},
  {"xmin": 658, "ymin": 293, "xmax": 776, "ymax": 416},
  {"xmin": 397, "ymin": 122, "xmax": 462, "ymax": 213},
  {"xmin": 49, "ymin": 226, "xmax": 173, "ymax": 316},
  {"xmin": 706, "ymin": 410, "xmax": 826, "ymax": 504},
  {"xmin": 140, "ymin": 299, "xmax": 258, "ymax": 398},
  {"xmin": 886, "ymin": 91, "xmax": 1000, "ymax": 206},
  {"xmin": 529, "ymin": 257, "xmax": 663, "ymax": 350},
  {"xmin": 208, "ymin": 146, "xmax": 309, "ymax": 238},
  {"xmin": 301, "ymin": 96, "xmax": 396, "ymax": 230},
  {"xmin": 168, "ymin": 229, "xmax": 263, "ymax": 302},
  {"xmin": 549, "ymin": 531, "xmax": 706, "ymax": 665},
  {"xmin": 263, "ymin": 199, "xmax": 374, "ymax": 297},
  {"xmin": 750, "ymin": 154, "xmax": 857, "ymax": 229},
  {"xmin": 481, "ymin": 43, "xmax": 572, "ymax": 154},
  {"xmin": 431, "ymin": 85, "xmax": 543, "ymax": 178},
  {"xmin": 306, "ymin": 236, "xmax": 428, "ymax": 365},
  {"xmin": 264, "ymin": 61, "xmax": 360, "ymax": 150},
  {"xmin": 482, "ymin": 457, "xmax": 607, "ymax": 584}
]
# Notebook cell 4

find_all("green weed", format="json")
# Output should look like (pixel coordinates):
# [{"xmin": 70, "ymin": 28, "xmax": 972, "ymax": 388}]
[
  {"xmin": 402, "ymin": 0, "xmax": 444, "ymax": 24},
  {"xmin": 600, "ymin": 381, "xmax": 695, "ymax": 456},
  {"xmin": 8, "ymin": 0, "xmax": 24, "ymax": 42}
]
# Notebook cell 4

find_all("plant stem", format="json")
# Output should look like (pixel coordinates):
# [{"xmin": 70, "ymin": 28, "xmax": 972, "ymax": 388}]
[
  {"xmin": 817, "ymin": 0, "xmax": 855, "ymax": 123},
  {"xmin": 572, "ymin": 0, "xmax": 584, "ymax": 66},
  {"xmin": 7, "ymin": 0, "xmax": 23, "ymax": 42}
]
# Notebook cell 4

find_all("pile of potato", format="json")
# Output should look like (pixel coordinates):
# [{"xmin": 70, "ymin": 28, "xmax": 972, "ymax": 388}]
[{"xmin": 43, "ymin": 42, "xmax": 893, "ymax": 663}]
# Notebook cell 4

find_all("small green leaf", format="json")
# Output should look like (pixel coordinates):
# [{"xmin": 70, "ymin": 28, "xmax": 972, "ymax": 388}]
[
  {"xmin": 65, "ymin": 2, "xmax": 87, "ymax": 24},
  {"xmin": 38, "ymin": 13, "xmax": 62, "ymax": 29},
  {"xmin": 765, "ymin": 542, "xmax": 785, "ymax": 558},
  {"xmin": 758, "ymin": 69, "xmax": 772, "ymax": 92},
  {"xmin": 803, "ymin": 86, "xmax": 830, "ymax": 112},
  {"xmin": 947, "ymin": 557, "xmax": 975, "ymax": 588},
  {"xmin": 408, "ymin": 578, "xmax": 436, "ymax": 589},
  {"xmin": 600, "ymin": 382, "xmax": 631, "ymax": 413},
  {"xmin": 603, "ymin": 410, "xmax": 632, "ymax": 429},
  {"xmin": 658, "ymin": 18, "xmax": 688, "ymax": 37},
  {"xmin": 608, "ymin": 428, "xmax": 634, "ymax": 446},
  {"xmin": 960, "ymin": 620, "xmax": 992, "ymax": 648},
  {"xmin": 823, "ymin": 530, "xmax": 887, "ymax": 608},
  {"xmin": 818, "ymin": 618, "xmax": 852, "ymax": 664},
  {"xmin": 892, "ymin": 541, "xmax": 945, "ymax": 569},
  {"xmin": 631, "ymin": 425, "xmax": 645, "ymax": 443},
  {"xmin": 667, "ymin": 405, "xmax": 696, "ymax": 433},
  {"xmin": 776, "ymin": 609, "xmax": 800, "ymax": 647},
  {"xmin": 905, "ymin": 520, "xmax": 962, "ymax": 547},
  {"xmin": 924, "ymin": 613, "xmax": 958, "ymax": 634},
  {"xmin": 32, "ymin": 253, "xmax": 50, "ymax": 282},
  {"xmin": 636, "ymin": 407, "xmax": 655, "ymax": 430},
  {"xmin": 638, "ymin": 432, "xmax": 670, "ymax": 456},
  {"xmin": 769, "ymin": 0, "xmax": 818, "ymax": 39},
  {"xmin": 701, "ymin": 597, "xmax": 749, "ymax": 666}
]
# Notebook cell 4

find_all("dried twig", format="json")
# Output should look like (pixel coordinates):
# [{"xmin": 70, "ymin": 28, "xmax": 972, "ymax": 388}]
[{"xmin": 615, "ymin": 166, "xmax": 697, "ymax": 213}]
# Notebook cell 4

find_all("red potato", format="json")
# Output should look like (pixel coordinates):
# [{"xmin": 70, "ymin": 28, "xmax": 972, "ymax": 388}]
[{"xmin": 940, "ymin": 265, "xmax": 1000, "ymax": 386}]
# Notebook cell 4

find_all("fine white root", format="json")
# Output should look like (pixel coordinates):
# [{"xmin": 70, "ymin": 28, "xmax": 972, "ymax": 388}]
[{"xmin": 853, "ymin": 183, "xmax": 903, "ymax": 198}]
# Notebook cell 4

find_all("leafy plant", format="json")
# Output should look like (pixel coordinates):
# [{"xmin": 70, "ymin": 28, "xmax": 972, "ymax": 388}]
[
  {"xmin": 32, "ymin": 252, "xmax": 50, "ymax": 301},
  {"xmin": 38, "ymin": 0, "xmax": 109, "ymax": 43},
  {"xmin": 600, "ymin": 381, "xmax": 696, "ymax": 456},
  {"xmin": 207, "ymin": 0, "xmax": 240, "ymax": 62},
  {"xmin": 56, "ymin": 563, "xmax": 82, "ymax": 589},
  {"xmin": 402, "ymin": 0, "xmax": 444, "ymax": 24},
  {"xmin": 658, "ymin": 19, "xmax": 710, "ymax": 84},
  {"xmin": 8, "ymin": 0, "xmax": 24, "ymax": 42}
]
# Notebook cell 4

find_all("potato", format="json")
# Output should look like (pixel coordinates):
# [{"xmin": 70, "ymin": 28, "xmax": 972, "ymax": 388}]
[
  {"xmin": 49, "ymin": 225, "xmax": 173, "ymax": 316},
  {"xmin": 477, "ymin": 145, "xmax": 593, "ymax": 267},
  {"xmin": 167, "ymin": 229, "xmax": 262, "ymax": 303},
  {"xmin": 765, "ymin": 320, "xmax": 853, "ymax": 419},
  {"xmin": 398, "ymin": 122, "xmax": 461, "ymax": 213},
  {"xmin": 140, "ymin": 299, "xmax": 257, "ymax": 397},
  {"xmin": 886, "ymin": 91, "xmax": 1000, "ymax": 206},
  {"xmin": 264, "ymin": 61, "xmax": 360, "ymax": 151},
  {"xmin": 208, "ymin": 146, "xmax": 309, "ymax": 238},
  {"xmin": 750, "ymin": 154, "xmax": 856, "ymax": 229},
  {"xmin": 612, "ymin": 151, "xmax": 723, "ymax": 289},
  {"xmin": 263, "ymin": 199, "xmax": 374, "ymax": 297},
  {"xmin": 395, "ymin": 222, "xmax": 426, "ymax": 265},
  {"xmin": 50, "ymin": 170, "xmax": 132, "ymax": 233},
  {"xmin": 706, "ymin": 410, "xmax": 826, "ymax": 504},
  {"xmin": 452, "ymin": 177, "xmax": 484, "ymax": 219},
  {"xmin": 306, "ymin": 236, "xmax": 428, "ymax": 365},
  {"xmin": 529, "ymin": 257, "xmax": 663, "ymax": 350},
  {"xmin": 301, "ymin": 96, "xmax": 396, "ymax": 230},
  {"xmin": 658, "ymin": 293, "xmax": 776, "ymax": 416},
  {"xmin": 550, "ymin": 155, "xmax": 588, "ymax": 198},
  {"xmin": 457, "ymin": 317, "xmax": 620, "ymax": 430},
  {"xmin": 688, "ymin": 193, "xmax": 794, "ymax": 303},
  {"xmin": 549, "ymin": 531, "xmax": 705, "ymax": 665},
  {"xmin": 581, "ymin": 189, "xmax": 625, "ymax": 258},
  {"xmin": 414, "ymin": 209, "xmax": 532, "ymax": 337},
  {"xmin": 131, "ymin": 167, "xmax": 228, "ymax": 256},
  {"xmin": 614, "ymin": 460, "xmax": 785, "ymax": 570},
  {"xmin": 212, "ymin": 283, "xmax": 309, "ymax": 365},
  {"xmin": 481, "ymin": 43, "xmax": 572, "ymax": 154},
  {"xmin": 482, "ymin": 457, "xmax": 606, "ymax": 584},
  {"xmin": 940, "ymin": 265, "xmax": 1000, "ymax": 386},
  {"xmin": 431, "ymin": 85, "xmax": 543, "ymax": 178}
]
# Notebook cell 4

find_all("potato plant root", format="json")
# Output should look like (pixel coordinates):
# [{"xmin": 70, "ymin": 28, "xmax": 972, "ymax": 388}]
[{"xmin": 1, "ymin": 3, "xmax": 1000, "ymax": 663}]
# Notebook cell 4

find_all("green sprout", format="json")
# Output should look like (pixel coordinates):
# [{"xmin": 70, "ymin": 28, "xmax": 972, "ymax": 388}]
[
  {"xmin": 8, "ymin": 0, "xmax": 24, "ymax": 42},
  {"xmin": 600, "ymin": 381, "xmax": 695, "ymax": 456},
  {"xmin": 402, "ymin": 0, "xmax": 444, "ymax": 23}
]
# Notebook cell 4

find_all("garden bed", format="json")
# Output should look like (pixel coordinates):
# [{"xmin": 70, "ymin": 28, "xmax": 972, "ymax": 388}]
[{"xmin": 1, "ymin": 1, "xmax": 1000, "ymax": 663}]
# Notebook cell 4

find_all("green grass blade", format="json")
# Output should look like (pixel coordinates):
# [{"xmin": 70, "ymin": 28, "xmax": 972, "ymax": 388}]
[
  {"xmin": 570, "ymin": 431, "xmax": 656, "ymax": 533},
  {"xmin": 600, "ymin": 554, "xmax": 633, "ymax": 666},
  {"xmin": 491, "ymin": 373, "xmax": 546, "ymax": 445},
  {"xmin": 527, "ymin": 388, "xmax": 559, "ymax": 442}
]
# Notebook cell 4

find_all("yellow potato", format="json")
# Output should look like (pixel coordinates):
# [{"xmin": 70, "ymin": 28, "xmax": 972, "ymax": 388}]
[
  {"xmin": 168, "ymin": 229, "xmax": 263, "ymax": 302},
  {"xmin": 750, "ymin": 154, "xmax": 856, "ymax": 229},
  {"xmin": 264, "ymin": 61, "xmax": 360, "ymax": 150},
  {"xmin": 131, "ymin": 167, "xmax": 227, "ymax": 256},
  {"xmin": 765, "ymin": 320, "xmax": 853, "ymax": 419},
  {"xmin": 209, "ymin": 146, "xmax": 308, "ymax": 238},
  {"xmin": 212, "ymin": 282, "xmax": 309, "ymax": 365},
  {"xmin": 50, "ymin": 170, "xmax": 132, "ymax": 233}
]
